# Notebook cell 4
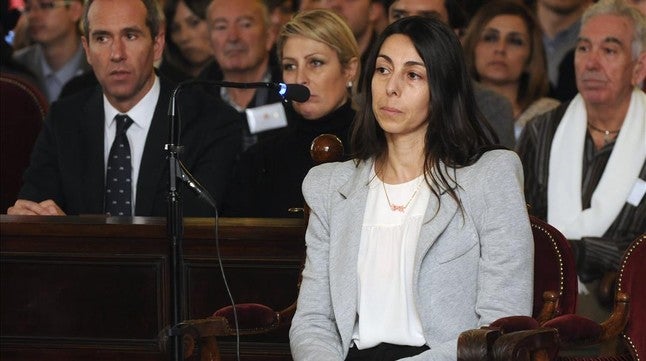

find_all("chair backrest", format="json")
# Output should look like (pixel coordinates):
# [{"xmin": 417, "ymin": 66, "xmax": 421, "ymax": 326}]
[
  {"xmin": 529, "ymin": 216, "xmax": 578, "ymax": 322},
  {"xmin": 617, "ymin": 234, "xmax": 645, "ymax": 360},
  {"xmin": 0, "ymin": 72, "xmax": 48, "ymax": 212}
]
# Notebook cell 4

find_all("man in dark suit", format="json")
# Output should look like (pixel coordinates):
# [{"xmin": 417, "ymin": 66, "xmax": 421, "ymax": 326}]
[{"xmin": 7, "ymin": 0, "xmax": 241, "ymax": 217}]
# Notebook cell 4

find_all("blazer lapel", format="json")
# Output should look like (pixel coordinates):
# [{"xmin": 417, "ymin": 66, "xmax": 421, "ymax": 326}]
[
  {"xmin": 415, "ymin": 188, "xmax": 459, "ymax": 268},
  {"xmin": 80, "ymin": 88, "xmax": 107, "ymax": 214},
  {"xmin": 135, "ymin": 80, "xmax": 171, "ymax": 215},
  {"xmin": 328, "ymin": 160, "xmax": 372, "ymax": 351}
]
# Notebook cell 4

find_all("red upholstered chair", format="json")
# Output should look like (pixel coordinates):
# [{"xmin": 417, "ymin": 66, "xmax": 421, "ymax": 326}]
[
  {"xmin": 160, "ymin": 134, "xmax": 344, "ymax": 360},
  {"xmin": 541, "ymin": 234, "xmax": 645, "ymax": 361},
  {"xmin": 479, "ymin": 234, "xmax": 645, "ymax": 361},
  {"xmin": 0, "ymin": 72, "xmax": 48, "ymax": 212},
  {"xmin": 458, "ymin": 216, "xmax": 578, "ymax": 361}
]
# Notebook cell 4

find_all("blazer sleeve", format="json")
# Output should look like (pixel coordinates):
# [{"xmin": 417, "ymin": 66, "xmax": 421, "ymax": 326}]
[
  {"xmin": 474, "ymin": 151, "xmax": 534, "ymax": 326},
  {"xmin": 290, "ymin": 164, "xmax": 346, "ymax": 361},
  {"xmin": 17, "ymin": 111, "xmax": 65, "ymax": 208},
  {"xmin": 403, "ymin": 151, "xmax": 534, "ymax": 361}
]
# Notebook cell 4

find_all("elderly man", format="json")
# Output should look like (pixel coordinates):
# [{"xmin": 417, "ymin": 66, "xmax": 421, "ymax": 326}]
[
  {"xmin": 518, "ymin": 0, "xmax": 646, "ymax": 320},
  {"xmin": 8, "ymin": 0, "xmax": 241, "ymax": 217},
  {"xmin": 387, "ymin": 0, "xmax": 517, "ymax": 149},
  {"xmin": 13, "ymin": 0, "xmax": 91, "ymax": 102},
  {"xmin": 203, "ymin": 0, "xmax": 287, "ymax": 150}
]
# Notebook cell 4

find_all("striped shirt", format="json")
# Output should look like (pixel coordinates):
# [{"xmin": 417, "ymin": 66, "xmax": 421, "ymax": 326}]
[{"xmin": 517, "ymin": 103, "xmax": 645, "ymax": 281}]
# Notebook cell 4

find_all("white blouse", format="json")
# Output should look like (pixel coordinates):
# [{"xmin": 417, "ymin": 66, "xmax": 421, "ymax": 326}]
[{"xmin": 351, "ymin": 169, "xmax": 431, "ymax": 350}]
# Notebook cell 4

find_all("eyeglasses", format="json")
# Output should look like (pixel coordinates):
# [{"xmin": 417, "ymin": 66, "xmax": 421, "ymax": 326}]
[{"xmin": 23, "ymin": 1, "xmax": 71, "ymax": 13}]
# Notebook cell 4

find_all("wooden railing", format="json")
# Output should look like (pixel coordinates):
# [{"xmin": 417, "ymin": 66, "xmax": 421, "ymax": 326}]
[{"xmin": 0, "ymin": 215, "xmax": 306, "ymax": 361}]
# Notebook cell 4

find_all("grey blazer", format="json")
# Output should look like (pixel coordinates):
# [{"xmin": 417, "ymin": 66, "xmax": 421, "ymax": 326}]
[{"xmin": 290, "ymin": 150, "xmax": 534, "ymax": 361}]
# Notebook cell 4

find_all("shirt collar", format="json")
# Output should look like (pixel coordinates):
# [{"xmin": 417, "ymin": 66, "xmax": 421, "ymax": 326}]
[{"xmin": 104, "ymin": 75, "xmax": 160, "ymax": 128}]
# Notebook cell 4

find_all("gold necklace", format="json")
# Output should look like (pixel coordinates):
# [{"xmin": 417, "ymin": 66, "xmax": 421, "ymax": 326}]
[
  {"xmin": 382, "ymin": 177, "xmax": 424, "ymax": 212},
  {"xmin": 587, "ymin": 121, "xmax": 620, "ymax": 144}
]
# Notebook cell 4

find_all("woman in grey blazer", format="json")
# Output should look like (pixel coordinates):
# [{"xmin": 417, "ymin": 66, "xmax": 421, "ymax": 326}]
[{"xmin": 290, "ymin": 16, "xmax": 534, "ymax": 361}]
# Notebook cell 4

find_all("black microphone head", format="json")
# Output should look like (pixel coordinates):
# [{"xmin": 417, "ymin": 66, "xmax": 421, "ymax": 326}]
[{"xmin": 279, "ymin": 83, "xmax": 310, "ymax": 102}]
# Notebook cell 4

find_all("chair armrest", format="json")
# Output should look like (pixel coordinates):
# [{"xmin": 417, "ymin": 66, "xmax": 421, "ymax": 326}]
[
  {"xmin": 541, "ymin": 291, "xmax": 629, "ymax": 347},
  {"xmin": 491, "ymin": 328, "xmax": 559, "ymax": 361},
  {"xmin": 458, "ymin": 327, "xmax": 502, "ymax": 361}
]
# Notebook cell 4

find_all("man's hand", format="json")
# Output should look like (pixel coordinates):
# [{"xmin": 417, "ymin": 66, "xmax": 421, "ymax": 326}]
[{"xmin": 7, "ymin": 199, "xmax": 66, "ymax": 216}]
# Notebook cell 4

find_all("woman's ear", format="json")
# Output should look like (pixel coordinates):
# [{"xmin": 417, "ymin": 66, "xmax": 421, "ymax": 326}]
[{"xmin": 344, "ymin": 56, "xmax": 360, "ymax": 85}]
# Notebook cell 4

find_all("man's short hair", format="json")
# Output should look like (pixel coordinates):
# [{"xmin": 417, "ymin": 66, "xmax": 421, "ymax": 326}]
[
  {"xmin": 582, "ymin": 0, "xmax": 646, "ymax": 58},
  {"xmin": 82, "ymin": 0, "xmax": 165, "ymax": 39}
]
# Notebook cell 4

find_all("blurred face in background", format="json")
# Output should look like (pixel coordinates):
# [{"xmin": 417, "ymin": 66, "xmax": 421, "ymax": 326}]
[
  {"xmin": 474, "ymin": 14, "xmax": 531, "ymax": 87},
  {"xmin": 24, "ymin": 0, "xmax": 83, "ymax": 46},
  {"xmin": 281, "ymin": 35, "xmax": 358, "ymax": 120},
  {"xmin": 388, "ymin": 0, "xmax": 448, "ymax": 25},
  {"xmin": 170, "ymin": 1, "xmax": 212, "ymax": 69},
  {"xmin": 537, "ymin": 0, "xmax": 589, "ymax": 15},
  {"xmin": 301, "ymin": 0, "xmax": 376, "ymax": 43},
  {"xmin": 207, "ymin": 0, "xmax": 274, "ymax": 75}
]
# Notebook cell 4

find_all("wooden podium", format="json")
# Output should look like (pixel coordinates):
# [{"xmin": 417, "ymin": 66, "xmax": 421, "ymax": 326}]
[{"xmin": 0, "ymin": 215, "xmax": 305, "ymax": 361}]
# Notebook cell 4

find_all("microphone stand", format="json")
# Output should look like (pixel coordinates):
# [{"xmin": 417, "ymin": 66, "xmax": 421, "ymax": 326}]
[
  {"xmin": 163, "ymin": 79, "xmax": 308, "ymax": 361},
  {"xmin": 166, "ymin": 85, "xmax": 184, "ymax": 361}
]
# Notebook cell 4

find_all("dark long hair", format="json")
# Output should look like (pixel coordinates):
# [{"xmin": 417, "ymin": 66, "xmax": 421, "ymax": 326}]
[
  {"xmin": 163, "ymin": 0, "xmax": 211, "ymax": 73},
  {"xmin": 351, "ymin": 16, "xmax": 496, "ymax": 209}
]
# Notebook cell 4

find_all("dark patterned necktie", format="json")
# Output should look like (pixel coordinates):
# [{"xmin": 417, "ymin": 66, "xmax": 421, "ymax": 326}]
[{"xmin": 105, "ymin": 114, "xmax": 134, "ymax": 216}]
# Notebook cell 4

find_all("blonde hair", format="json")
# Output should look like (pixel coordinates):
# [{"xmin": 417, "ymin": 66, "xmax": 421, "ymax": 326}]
[{"xmin": 277, "ymin": 9, "xmax": 360, "ymax": 85}]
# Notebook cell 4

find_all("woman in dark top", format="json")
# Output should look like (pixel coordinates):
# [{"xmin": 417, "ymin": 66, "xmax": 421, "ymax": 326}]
[{"xmin": 222, "ymin": 9, "xmax": 360, "ymax": 217}]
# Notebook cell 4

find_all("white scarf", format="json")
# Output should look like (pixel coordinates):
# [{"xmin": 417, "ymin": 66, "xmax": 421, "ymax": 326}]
[{"xmin": 548, "ymin": 89, "xmax": 646, "ymax": 239}]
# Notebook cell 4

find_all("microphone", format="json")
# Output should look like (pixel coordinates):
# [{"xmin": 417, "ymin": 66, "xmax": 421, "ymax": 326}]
[
  {"xmin": 166, "ymin": 80, "xmax": 310, "ymax": 208},
  {"xmin": 271, "ymin": 82, "xmax": 310, "ymax": 102}
]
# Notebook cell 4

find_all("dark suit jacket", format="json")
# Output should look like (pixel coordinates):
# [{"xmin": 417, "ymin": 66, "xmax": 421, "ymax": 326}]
[{"xmin": 18, "ymin": 77, "xmax": 242, "ymax": 216}]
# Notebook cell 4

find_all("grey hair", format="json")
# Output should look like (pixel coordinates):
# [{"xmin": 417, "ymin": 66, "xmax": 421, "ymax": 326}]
[
  {"xmin": 582, "ymin": 0, "xmax": 646, "ymax": 59},
  {"xmin": 206, "ymin": 0, "xmax": 271, "ymax": 29},
  {"xmin": 82, "ymin": 0, "xmax": 165, "ymax": 39}
]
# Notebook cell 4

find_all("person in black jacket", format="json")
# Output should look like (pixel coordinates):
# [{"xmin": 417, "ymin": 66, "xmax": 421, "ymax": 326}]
[
  {"xmin": 222, "ymin": 9, "xmax": 359, "ymax": 217},
  {"xmin": 7, "ymin": 0, "xmax": 241, "ymax": 217}
]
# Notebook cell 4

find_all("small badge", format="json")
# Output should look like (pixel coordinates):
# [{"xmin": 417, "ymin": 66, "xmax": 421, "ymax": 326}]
[
  {"xmin": 245, "ymin": 102, "xmax": 288, "ymax": 134},
  {"xmin": 627, "ymin": 178, "xmax": 646, "ymax": 207}
]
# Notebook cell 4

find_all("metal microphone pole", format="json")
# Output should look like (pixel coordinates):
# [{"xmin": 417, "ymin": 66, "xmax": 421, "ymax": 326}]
[
  {"xmin": 162, "ymin": 79, "xmax": 308, "ymax": 361},
  {"xmin": 166, "ymin": 86, "xmax": 184, "ymax": 361}
]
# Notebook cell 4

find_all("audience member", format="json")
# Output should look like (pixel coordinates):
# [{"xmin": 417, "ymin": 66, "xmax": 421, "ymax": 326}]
[
  {"xmin": 387, "ymin": 0, "xmax": 517, "ymax": 148},
  {"xmin": 536, "ymin": 0, "xmax": 592, "ymax": 102},
  {"xmin": 161, "ymin": 0, "xmax": 214, "ymax": 81},
  {"xmin": 204, "ymin": 0, "xmax": 287, "ymax": 151},
  {"xmin": 7, "ymin": 0, "xmax": 241, "ymax": 217},
  {"xmin": 13, "ymin": 0, "xmax": 91, "ymax": 102},
  {"xmin": 266, "ymin": 0, "xmax": 296, "ymax": 36},
  {"xmin": 290, "ymin": 16, "xmax": 533, "ymax": 360},
  {"xmin": 388, "ymin": 0, "xmax": 468, "ymax": 35},
  {"xmin": 223, "ymin": 9, "xmax": 359, "ymax": 218},
  {"xmin": 517, "ymin": 0, "xmax": 646, "ymax": 321},
  {"xmin": 463, "ymin": 0, "xmax": 559, "ymax": 139},
  {"xmin": 372, "ymin": 0, "xmax": 391, "ymax": 34}
]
